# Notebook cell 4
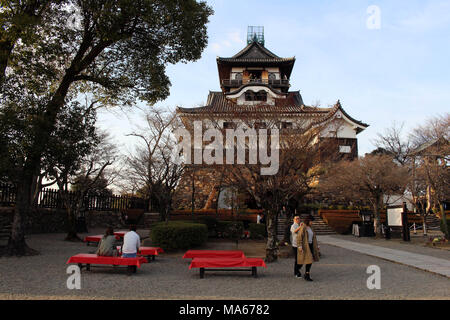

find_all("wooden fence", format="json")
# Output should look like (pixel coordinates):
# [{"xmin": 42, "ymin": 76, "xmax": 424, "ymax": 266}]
[{"xmin": 0, "ymin": 184, "xmax": 147, "ymax": 212}]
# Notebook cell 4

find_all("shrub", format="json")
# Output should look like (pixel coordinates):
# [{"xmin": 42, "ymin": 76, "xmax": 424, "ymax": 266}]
[
  {"xmin": 216, "ymin": 221, "xmax": 244, "ymax": 239},
  {"xmin": 248, "ymin": 223, "xmax": 266, "ymax": 239},
  {"xmin": 150, "ymin": 221, "xmax": 208, "ymax": 251},
  {"xmin": 194, "ymin": 216, "xmax": 218, "ymax": 237}
]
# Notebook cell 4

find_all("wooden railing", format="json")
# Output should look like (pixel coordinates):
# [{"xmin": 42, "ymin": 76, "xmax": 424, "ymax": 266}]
[
  {"xmin": 222, "ymin": 79, "xmax": 289, "ymax": 87},
  {"xmin": 0, "ymin": 183, "xmax": 147, "ymax": 212}
]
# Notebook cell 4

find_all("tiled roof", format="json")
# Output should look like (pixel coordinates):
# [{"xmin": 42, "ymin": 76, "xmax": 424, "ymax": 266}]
[
  {"xmin": 177, "ymin": 95, "xmax": 369, "ymax": 132},
  {"xmin": 177, "ymin": 92, "xmax": 331, "ymax": 115},
  {"xmin": 309, "ymin": 100, "xmax": 369, "ymax": 129},
  {"xmin": 217, "ymin": 41, "xmax": 295, "ymax": 64}
]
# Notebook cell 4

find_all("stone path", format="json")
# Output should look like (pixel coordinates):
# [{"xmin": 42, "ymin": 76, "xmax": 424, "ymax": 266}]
[{"xmin": 318, "ymin": 235, "xmax": 450, "ymax": 278}]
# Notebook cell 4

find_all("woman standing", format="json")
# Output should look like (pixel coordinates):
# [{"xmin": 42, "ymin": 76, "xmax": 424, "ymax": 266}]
[{"xmin": 296, "ymin": 216, "xmax": 320, "ymax": 281}]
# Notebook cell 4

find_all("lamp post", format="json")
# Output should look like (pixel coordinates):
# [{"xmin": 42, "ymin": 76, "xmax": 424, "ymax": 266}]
[
  {"xmin": 360, "ymin": 211, "xmax": 374, "ymax": 237},
  {"xmin": 402, "ymin": 202, "xmax": 411, "ymax": 242}
]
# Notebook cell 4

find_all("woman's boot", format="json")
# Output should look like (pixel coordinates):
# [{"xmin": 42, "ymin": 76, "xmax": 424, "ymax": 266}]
[{"xmin": 304, "ymin": 272, "xmax": 313, "ymax": 281}]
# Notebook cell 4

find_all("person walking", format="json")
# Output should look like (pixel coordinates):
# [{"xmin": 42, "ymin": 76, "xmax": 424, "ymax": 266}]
[
  {"xmin": 96, "ymin": 227, "xmax": 118, "ymax": 257},
  {"xmin": 290, "ymin": 216, "xmax": 302, "ymax": 277},
  {"xmin": 296, "ymin": 216, "xmax": 320, "ymax": 281}
]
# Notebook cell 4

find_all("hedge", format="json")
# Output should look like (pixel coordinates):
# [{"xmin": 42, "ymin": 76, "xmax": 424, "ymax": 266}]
[
  {"xmin": 216, "ymin": 220, "xmax": 244, "ymax": 239},
  {"xmin": 248, "ymin": 223, "xmax": 266, "ymax": 239},
  {"xmin": 150, "ymin": 221, "xmax": 208, "ymax": 251},
  {"xmin": 194, "ymin": 216, "xmax": 218, "ymax": 237}
]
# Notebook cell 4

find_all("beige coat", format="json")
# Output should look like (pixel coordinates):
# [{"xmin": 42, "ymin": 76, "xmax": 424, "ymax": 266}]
[{"xmin": 296, "ymin": 223, "xmax": 320, "ymax": 265}]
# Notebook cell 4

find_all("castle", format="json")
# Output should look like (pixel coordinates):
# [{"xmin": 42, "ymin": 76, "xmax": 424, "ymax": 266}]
[{"xmin": 174, "ymin": 27, "xmax": 368, "ymax": 211}]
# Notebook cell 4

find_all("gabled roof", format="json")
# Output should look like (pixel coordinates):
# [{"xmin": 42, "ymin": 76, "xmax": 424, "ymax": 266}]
[
  {"xmin": 224, "ymin": 83, "xmax": 287, "ymax": 97},
  {"xmin": 217, "ymin": 41, "xmax": 295, "ymax": 63},
  {"xmin": 310, "ymin": 100, "xmax": 369, "ymax": 133}
]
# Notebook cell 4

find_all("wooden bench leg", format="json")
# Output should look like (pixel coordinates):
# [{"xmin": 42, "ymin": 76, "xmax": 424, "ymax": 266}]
[
  {"xmin": 86, "ymin": 264, "xmax": 91, "ymax": 271},
  {"xmin": 252, "ymin": 267, "xmax": 257, "ymax": 278},
  {"xmin": 78, "ymin": 263, "xmax": 83, "ymax": 271},
  {"xmin": 200, "ymin": 268, "xmax": 205, "ymax": 279}
]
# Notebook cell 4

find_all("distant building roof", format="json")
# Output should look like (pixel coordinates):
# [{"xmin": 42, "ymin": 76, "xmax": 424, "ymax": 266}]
[{"xmin": 410, "ymin": 137, "xmax": 449, "ymax": 155}]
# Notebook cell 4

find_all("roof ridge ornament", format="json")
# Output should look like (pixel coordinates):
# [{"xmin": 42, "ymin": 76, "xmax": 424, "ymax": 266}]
[{"xmin": 247, "ymin": 26, "xmax": 265, "ymax": 46}]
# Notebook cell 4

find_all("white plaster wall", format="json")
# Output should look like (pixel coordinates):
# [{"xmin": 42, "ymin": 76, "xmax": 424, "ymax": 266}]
[{"xmin": 320, "ymin": 120, "xmax": 357, "ymax": 139}]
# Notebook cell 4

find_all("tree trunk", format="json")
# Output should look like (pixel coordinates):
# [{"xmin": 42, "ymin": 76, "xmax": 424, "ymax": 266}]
[
  {"xmin": 6, "ymin": 177, "xmax": 39, "ymax": 256},
  {"xmin": 440, "ymin": 203, "xmax": 448, "ymax": 239},
  {"xmin": 265, "ymin": 210, "xmax": 278, "ymax": 262},
  {"xmin": 0, "ymin": 40, "xmax": 14, "ymax": 85},
  {"xmin": 373, "ymin": 197, "xmax": 382, "ymax": 238},
  {"xmin": 422, "ymin": 215, "xmax": 427, "ymax": 236},
  {"xmin": 282, "ymin": 210, "xmax": 293, "ymax": 244},
  {"xmin": 65, "ymin": 197, "xmax": 82, "ymax": 242},
  {"xmin": 65, "ymin": 212, "xmax": 81, "ymax": 241}
]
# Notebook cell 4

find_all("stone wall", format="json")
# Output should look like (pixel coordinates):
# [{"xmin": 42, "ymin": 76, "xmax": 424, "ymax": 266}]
[
  {"xmin": 85, "ymin": 210, "xmax": 125, "ymax": 230},
  {"xmin": 0, "ymin": 207, "xmax": 68, "ymax": 234},
  {"xmin": 0, "ymin": 207, "xmax": 137, "ymax": 234}
]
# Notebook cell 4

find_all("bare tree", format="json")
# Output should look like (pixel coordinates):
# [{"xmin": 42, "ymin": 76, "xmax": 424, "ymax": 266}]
[
  {"xmin": 195, "ymin": 113, "xmax": 341, "ymax": 262},
  {"xmin": 374, "ymin": 122, "xmax": 412, "ymax": 166},
  {"xmin": 319, "ymin": 155, "xmax": 410, "ymax": 237},
  {"xmin": 124, "ymin": 108, "xmax": 183, "ymax": 221},
  {"xmin": 48, "ymin": 131, "xmax": 118, "ymax": 240},
  {"xmin": 410, "ymin": 113, "xmax": 449, "ymax": 238}
]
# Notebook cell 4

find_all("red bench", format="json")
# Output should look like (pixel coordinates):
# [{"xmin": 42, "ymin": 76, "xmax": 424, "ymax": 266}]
[
  {"xmin": 67, "ymin": 254, "xmax": 148, "ymax": 275},
  {"xmin": 117, "ymin": 246, "xmax": 164, "ymax": 261},
  {"xmin": 183, "ymin": 250, "xmax": 246, "ymax": 259},
  {"xmin": 83, "ymin": 231, "xmax": 126, "ymax": 246},
  {"xmin": 189, "ymin": 257, "xmax": 267, "ymax": 278}
]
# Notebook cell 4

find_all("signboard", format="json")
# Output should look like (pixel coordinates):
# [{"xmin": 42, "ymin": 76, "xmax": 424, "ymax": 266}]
[{"xmin": 387, "ymin": 207, "xmax": 403, "ymax": 226}]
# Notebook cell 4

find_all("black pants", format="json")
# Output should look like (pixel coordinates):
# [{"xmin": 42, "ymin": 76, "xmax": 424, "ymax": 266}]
[
  {"xmin": 292, "ymin": 247, "xmax": 300, "ymax": 276},
  {"xmin": 298, "ymin": 243, "xmax": 314, "ymax": 273}
]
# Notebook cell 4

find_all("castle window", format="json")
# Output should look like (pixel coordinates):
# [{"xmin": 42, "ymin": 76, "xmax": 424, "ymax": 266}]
[
  {"xmin": 339, "ymin": 146, "xmax": 351, "ymax": 153},
  {"xmin": 281, "ymin": 122, "xmax": 293, "ymax": 129},
  {"xmin": 254, "ymin": 122, "xmax": 267, "ymax": 129},
  {"xmin": 223, "ymin": 122, "xmax": 235, "ymax": 129},
  {"xmin": 245, "ymin": 90, "xmax": 267, "ymax": 102}
]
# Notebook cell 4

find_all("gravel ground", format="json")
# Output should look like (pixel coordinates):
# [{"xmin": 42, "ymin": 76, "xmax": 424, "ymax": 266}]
[{"xmin": 0, "ymin": 231, "xmax": 449, "ymax": 300}]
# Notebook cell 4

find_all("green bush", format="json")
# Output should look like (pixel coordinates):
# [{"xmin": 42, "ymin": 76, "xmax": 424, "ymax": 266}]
[
  {"xmin": 194, "ymin": 216, "xmax": 218, "ymax": 237},
  {"xmin": 248, "ymin": 223, "xmax": 266, "ymax": 239},
  {"xmin": 216, "ymin": 221, "xmax": 244, "ymax": 239},
  {"xmin": 150, "ymin": 221, "xmax": 208, "ymax": 251}
]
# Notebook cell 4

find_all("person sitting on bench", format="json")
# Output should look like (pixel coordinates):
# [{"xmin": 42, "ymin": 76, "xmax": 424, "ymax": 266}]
[
  {"xmin": 96, "ymin": 227, "xmax": 118, "ymax": 257},
  {"xmin": 122, "ymin": 225, "xmax": 140, "ymax": 258}
]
